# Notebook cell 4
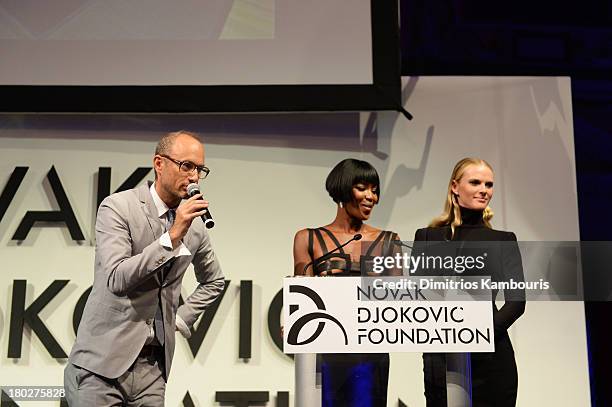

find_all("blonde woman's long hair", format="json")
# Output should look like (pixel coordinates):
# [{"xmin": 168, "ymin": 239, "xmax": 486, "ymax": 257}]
[{"xmin": 429, "ymin": 157, "xmax": 494, "ymax": 237}]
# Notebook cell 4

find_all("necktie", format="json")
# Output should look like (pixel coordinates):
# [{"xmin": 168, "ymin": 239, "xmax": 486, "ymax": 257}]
[
  {"xmin": 166, "ymin": 208, "xmax": 175, "ymax": 231},
  {"xmin": 153, "ymin": 208, "xmax": 176, "ymax": 346}
]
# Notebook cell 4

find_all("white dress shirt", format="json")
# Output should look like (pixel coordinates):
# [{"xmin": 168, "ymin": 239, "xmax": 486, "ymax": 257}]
[{"xmin": 150, "ymin": 183, "xmax": 191, "ymax": 338}]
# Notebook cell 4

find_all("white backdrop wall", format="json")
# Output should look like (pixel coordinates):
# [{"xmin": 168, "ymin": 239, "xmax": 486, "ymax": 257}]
[{"xmin": 0, "ymin": 77, "xmax": 590, "ymax": 406}]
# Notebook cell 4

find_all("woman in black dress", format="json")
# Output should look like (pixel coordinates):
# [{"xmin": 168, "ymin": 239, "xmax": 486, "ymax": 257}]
[
  {"xmin": 293, "ymin": 158, "xmax": 399, "ymax": 407},
  {"xmin": 413, "ymin": 157, "xmax": 525, "ymax": 407}
]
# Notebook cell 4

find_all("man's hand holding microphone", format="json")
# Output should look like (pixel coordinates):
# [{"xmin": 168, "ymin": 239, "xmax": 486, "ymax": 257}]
[{"xmin": 169, "ymin": 183, "xmax": 214, "ymax": 249}]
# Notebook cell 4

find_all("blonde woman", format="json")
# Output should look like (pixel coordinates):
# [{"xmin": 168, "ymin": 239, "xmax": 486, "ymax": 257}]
[{"xmin": 413, "ymin": 158, "xmax": 525, "ymax": 407}]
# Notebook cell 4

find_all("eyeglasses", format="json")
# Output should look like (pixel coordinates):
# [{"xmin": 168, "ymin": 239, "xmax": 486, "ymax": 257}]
[{"xmin": 159, "ymin": 154, "xmax": 210, "ymax": 179}]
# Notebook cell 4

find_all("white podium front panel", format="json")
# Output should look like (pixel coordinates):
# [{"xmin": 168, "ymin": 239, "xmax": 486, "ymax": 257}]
[{"xmin": 284, "ymin": 277, "xmax": 494, "ymax": 354}]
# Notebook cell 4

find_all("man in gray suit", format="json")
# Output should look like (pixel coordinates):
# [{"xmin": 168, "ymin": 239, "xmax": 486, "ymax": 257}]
[{"xmin": 64, "ymin": 130, "xmax": 225, "ymax": 406}]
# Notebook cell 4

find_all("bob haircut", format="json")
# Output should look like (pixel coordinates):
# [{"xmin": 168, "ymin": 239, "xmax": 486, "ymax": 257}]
[{"xmin": 325, "ymin": 158, "xmax": 380, "ymax": 204}]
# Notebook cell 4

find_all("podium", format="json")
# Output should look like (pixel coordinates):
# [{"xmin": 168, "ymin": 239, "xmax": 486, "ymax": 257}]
[
  {"xmin": 446, "ymin": 353, "xmax": 472, "ymax": 407},
  {"xmin": 294, "ymin": 354, "xmax": 320, "ymax": 407},
  {"xmin": 285, "ymin": 277, "xmax": 491, "ymax": 407},
  {"xmin": 294, "ymin": 352, "xmax": 473, "ymax": 407}
]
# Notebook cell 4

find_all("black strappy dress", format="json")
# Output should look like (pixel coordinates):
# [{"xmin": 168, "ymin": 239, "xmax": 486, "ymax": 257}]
[{"xmin": 307, "ymin": 227, "xmax": 398, "ymax": 407}]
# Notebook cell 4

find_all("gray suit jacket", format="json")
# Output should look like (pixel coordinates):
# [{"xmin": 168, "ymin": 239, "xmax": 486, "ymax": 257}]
[{"xmin": 69, "ymin": 182, "xmax": 225, "ymax": 379}]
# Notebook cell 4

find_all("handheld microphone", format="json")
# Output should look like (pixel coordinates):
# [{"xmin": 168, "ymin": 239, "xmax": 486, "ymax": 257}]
[
  {"xmin": 303, "ymin": 233, "xmax": 362, "ymax": 274},
  {"xmin": 187, "ymin": 183, "xmax": 215, "ymax": 229}
]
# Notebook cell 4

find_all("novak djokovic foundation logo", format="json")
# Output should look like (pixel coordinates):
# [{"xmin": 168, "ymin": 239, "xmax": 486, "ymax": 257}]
[
  {"xmin": 283, "ymin": 277, "xmax": 494, "ymax": 354},
  {"xmin": 286, "ymin": 285, "xmax": 348, "ymax": 346}
]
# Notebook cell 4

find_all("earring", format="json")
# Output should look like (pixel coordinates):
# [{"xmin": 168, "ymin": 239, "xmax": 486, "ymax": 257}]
[{"xmin": 339, "ymin": 202, "xmax": 344, "ymax": 208}]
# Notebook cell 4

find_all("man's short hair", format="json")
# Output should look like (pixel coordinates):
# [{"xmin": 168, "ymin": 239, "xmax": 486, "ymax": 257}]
[
  {"xmin": 154, "ymin": 130, "xmax": 202, "ymax": 179},
  {"xmin": 325, "ymin": 158, "xmax": 381, "ymax": 204},
  {"xmin": 155, "ymin": 130, "xmax": 202, "ymax": 156}
]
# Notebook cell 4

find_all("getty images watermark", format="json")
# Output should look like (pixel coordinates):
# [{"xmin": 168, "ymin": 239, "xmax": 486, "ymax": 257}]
[
  {"xmin": 1, "ymin": 386, "xmax": 65, "ymax": 401},
  {"xmin": 356, "ymin": 240, "xmax": 609, "ymax": 301},
  {"xmin": 373, "ymin": 250, "xmax": 488, "ymax": 274}
]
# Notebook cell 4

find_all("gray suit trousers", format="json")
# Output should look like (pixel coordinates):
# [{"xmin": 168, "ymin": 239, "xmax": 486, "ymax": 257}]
[{"xmin": 64, "ymin": 356, "xmax": 165, "ymax": 407}]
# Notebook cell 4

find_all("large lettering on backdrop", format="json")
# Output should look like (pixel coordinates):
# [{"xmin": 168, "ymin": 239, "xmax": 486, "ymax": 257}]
[{"xmin": 0, "ymin": 77, "xmax": 591, "ymax": 406}]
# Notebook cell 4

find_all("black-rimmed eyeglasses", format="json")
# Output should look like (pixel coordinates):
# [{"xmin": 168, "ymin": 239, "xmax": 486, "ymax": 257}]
[{"xmin": 159, "ymin": 154, "xmax": 210, "ymax": 179}]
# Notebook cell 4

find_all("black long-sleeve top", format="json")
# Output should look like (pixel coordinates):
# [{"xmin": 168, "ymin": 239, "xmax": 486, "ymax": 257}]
[{"xmin": 413, "ymin": 207, "xmax": 526, "ymax": 336}]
